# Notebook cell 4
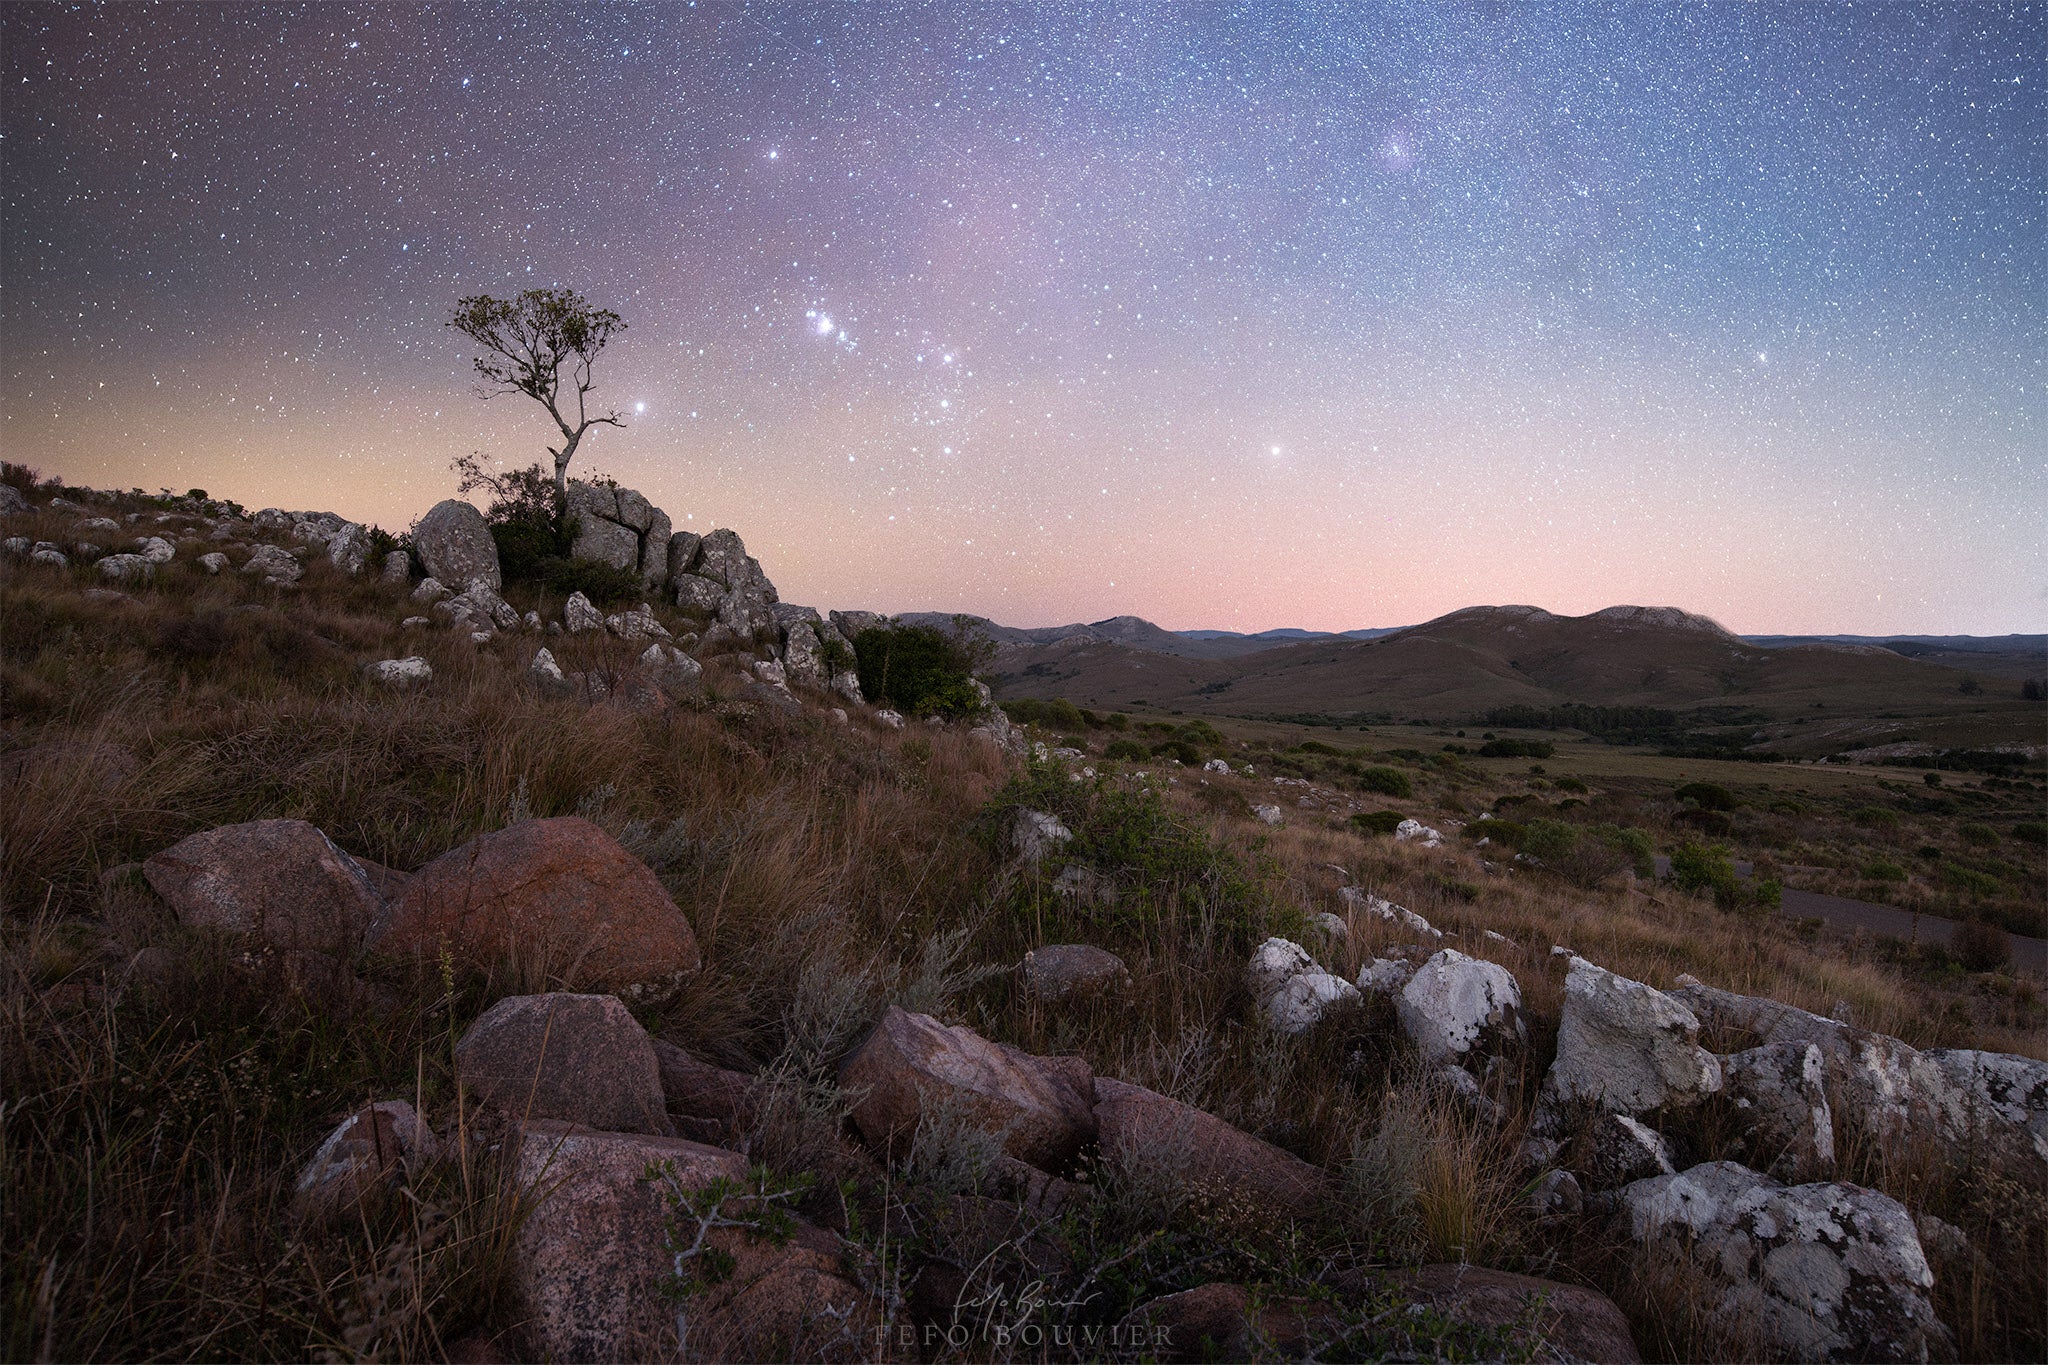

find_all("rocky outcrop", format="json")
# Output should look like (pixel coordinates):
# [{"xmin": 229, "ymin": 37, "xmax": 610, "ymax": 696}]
[
  {"xmin": 144, "ymin": 818, "xmax": 381, "ymax": 958},
  {"xmin": 455, "ymin": 993, "xmax": 671, "ymax": 1136},
  {"xmin": 1395, "ymin": 949, "xmax": 1523, "ymax": 1066},
  {"xmin": 1338, "ymin": 887, "xmax": 1441, "ymax": 937},
  {"xmin": 1616, "ymin": 1162, "xmax": 1946, "ymax": 1362},
  {"xmin": 508, "ymin": 1121, "xmax": 870, "ymax": 1362},
  {"xmin": 412, "ymin": 499, "xmax": 500, "ymax": 590},
  {"xmin": 365, "ymin": 656, "xmax": 432, "ymax": 688},
  {"xmin": 240, "ymin": 543, "xmax": 303, "ymax": 586},
  {"xmin": 1548, "ymin": 957, "xmax": 1721, "ymax": 1116},
  {"xmin": 365, "ymin": 817, "xmax": 702, "ymax": 1000},
  {"xmin": 1245, "ymin": 936, "xmax": 1357, "ymax": 1035},
  {"xmin": 1093, "ymin": 1077, "xmax": 1330, "ymax": 1220},
  {"xmin": 565, "ymin": 482, "xmax": 670, "ymax": 588},
  {"xmin": 293, "ymin": 1100, "xmax": 438, "ymax": 1221},
  {"xmin": 673, "ymin": 527, "xmax": 778, "ymax": 635},
  {"xmin": 839, "ymin": 1006, "xmax": 1097, "ymax": 1171},
  {"xmin": 325, "ymin": 522, "xmax": 371, "ymax": 575},
  {"xmin": 651, "ymin": 1040, "xmax": 760, "ymax": 1144}
]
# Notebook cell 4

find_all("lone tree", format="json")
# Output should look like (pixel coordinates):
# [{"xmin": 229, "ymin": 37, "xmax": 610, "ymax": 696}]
[{"xmin": 449, "ymin": 288, "xmax": 625, "ymax": 508}]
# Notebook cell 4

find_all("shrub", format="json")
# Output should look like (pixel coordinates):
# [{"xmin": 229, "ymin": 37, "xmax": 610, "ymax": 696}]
[
  {"xmin": 1852, "ymin": 806, "xmax": 1901, "ymax": 830},
  {"xmin": 1002, "ymin": 697, "xmax": 1087, "ymax": 731},
  {"xmin": 1669, "ymin": 840, "xmax": 1745, "ymax": 910},
  {"xmin": 2015, "ymin": 820, "xmax": 2047, "ymax": 846},
  {"xmin": 1103, "ymin": 738, "xmax": 1149, "ymax": 762},
  {"xmin": 1674, "ymin": 781, "xmax": 1736, "ymax": 812},
  {"xmin": 1477, "ymin": 738, "xmax": 1553, "ymax": 758},
  {"xmin": 1940, "ymin": 862, "xmax": 2001, "ymax": 897},
  {"xmin": 1864, "ymin": 860, "xmax": 1908, "ymax": 883},
  {"xmin": 1951, "ymin": 920, "xmax": 2012, "ymax": 972},
  {"xmin": 1957, "ymin": 822, "xmax": 1999, "ymax": 847},
  {"xmin": 537, "ymin": 556, "xmax": 645, "ymax": 605},
  {"xmin": 1594, "ymin": 825, "xmax": 1656, "ymax": 878},
  {"xmin": 1552, "ymin": 775, "xmax": 1588, "ymax": 794},
  {"xmin": 1352, "ymin": 810, "xmax": 1405, "ymax": 835},
  {"xmin": 1520, "ymin": 819, "xmax": 1580, "ymax": 863},
  {"xmin": 1356, "ymin": 766, "xmax": 1413, "ymax": 798},
  {"xmin": 1675, "ymin": 808, "xmax": 1734, "ymax": 837},
  {"xmin": 851, "ymin": 625, "xmax": 985, "ymax": 719},
  {"xmin": 1150, "ymin": 739, "xmax": 1202, "ymax": 766}
]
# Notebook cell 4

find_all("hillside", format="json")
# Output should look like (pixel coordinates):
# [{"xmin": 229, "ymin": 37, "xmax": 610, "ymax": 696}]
[{"xmin": 994, "ymin": 602, "xmax": 2032, "ymax": 733}]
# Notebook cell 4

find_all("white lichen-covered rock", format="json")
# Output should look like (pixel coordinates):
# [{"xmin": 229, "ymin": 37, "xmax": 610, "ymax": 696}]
[
  {"xmin": 1395, "ymin": 949, "xmax": 1523, "ymax": 1066},
  {"xmin": 136, "ymin": 535, "xmax": 176, "ymax": 564},
  {"xmin": 380, "ymin": 549, "xmax": 411, "ymax": 583},
  {"xmin": 1338, "ymin": 887, "xmax": 1442, "ymax": 938},
  {"xmin": 28, "ymin": 546, "xmax": 68, "ymax": 568},
  {"xmin": 605, "ymin": 604, "xmax": 669, "ymax": 641},
  {"xmin": 198, "ymin": 551, "xmax": 228, "ymax": 574},
  {"xmin": 874, "ymin": 708, "xmax": 905, "ymax": 730},
  {"xmin": 639, "ymin": 642, "xmax": 702, "ymax": 697},
  {"xmin": 672, "ymin": 573, "xmax": 726, "ymax": 614},
  {"xmin": 410, "ymin": 576, "xmax": 448, "ymax": 604},
  {"xmin": 97, "ymin": 553, "xmax": 155, "ymax": 582},
  {"xmin": 780, "ymin": 619, "xmax": 827, "ymax": 687},
  {"xmin": 240, "ymin": 543, "xmax": 303, "ymax": 585},
  {"xmin": 1202, "ymin": 757, "xmax": 1231, "ymax": 774},
  {"xmin": 1250, "ymin": 803, "xmax": 1285, "ymax": 825},
  {"xmin": 365, "ymin": 657, "xmax": 432, "ymax": 689},
  {"xmin": 412, "ymin": 499, "xmax": 499, "ymax": 590},
  {"xmin": 1310, "ymin": 911, "xmax": 1348, "ymax": 942},
  {"xmin": 1012, "ymin": 809, "xmax": 1073, "ymax": 867},
  {"xmin": 1264, "ymin": 969, "xmax": 1360, "ymax": 1035},
  {"xmin": 1721, "ymin": 1041, "xmax": 1836, "ymax": 1182},
  {"xmin": 1246, "ymin": 936, "xmax": 1315, "ymax": 998},
  {"xmin": 1549, "ymin": 957, "xmax": 1721, "ymax": 1115},
  {"xmin": 529, "ymin": 647, "xmax": 574, "ymax": 697},
  {"xmin": 449, "ymin": 580, "xmax": 519, "ymax": 631},
  {"xmin": 1394, "ymin": 818, "xmax": 1443, "ymax": 847},
  {"xmin": 1584, "ymin": 1113, "xmax": 1677, "ymax": 1189},
  {"xmin": 563, "ymin": 590, "xmax": 602, "ymax": 633},
  {"xmin": 325, "ymin": 522, "xmax": 371, "ymax": 574},
  {"xmin": 750, "ymin": 658, "xmax": 790, "ymax": 692},
  {"xmin": 1616, "ymin": 1162, "xmax": 1946, "ymax": 1363},
  {"xmin": 1675, "ymin": 977, "xmax": 2048, "ymax": 1183},
  {"xmin": 1357, "ymin": 957, "xmax": 1417, "ymax": 994}
]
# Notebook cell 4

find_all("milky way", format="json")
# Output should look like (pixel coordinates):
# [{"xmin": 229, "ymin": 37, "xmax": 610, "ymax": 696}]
[{"xmin": 3, "ymin": 2, "xmax": 2040, "ymax": 633}]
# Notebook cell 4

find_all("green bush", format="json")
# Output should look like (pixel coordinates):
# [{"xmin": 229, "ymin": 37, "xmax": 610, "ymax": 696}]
[
  {"xmin": 1520, "ymin": 819, "xmax": 1581, "ymax": 863},
  {"xmin": 2015, "ymin": 820, "xmax": 2047, "ymax": 846},
  {"xmin": 851, "ymin": 625, "xmax": 985, "ymax": 719},
  {"xmin": 537, "ymin": 556, "xmax": 645, "ymax": 605},
  {"xmin": 1477, "ymin": 738, "xmax": 1554, "ymax": 758},
  {"xmin": 1669, "ymin": 840, "xmax": 1746, "ymax": 910},
  {"xmin": 1002, "ymin": 697, "xmax": 1088, "ymax": 731},
  {"xmin": 1864, "ymin": 860, "xmax": 1908, "ymax": 883},
  {"xmin": 1552, "ymin": 776, "xmax": 1588, "ymax": 794},
  {"xmin": 1852, "ymin": 806, "xmax": 1901, "ymax": 830},
  {"xmin": 1151, "ymin": 740, "xmax": 1202, "ymax": 766},
  {"xmin": 1940, "ymin": 862, "xmax": 2001, "ymax": 897},
  {"xmin": 1356, "ymin": 766, "xmax": 1413, "ymax": 798},
  {"xmin": 1593, "ymin": 825, "xmax": 1656, "ymax": 877},
  {"xmin": 1957, "ymin": 822, "xmax": 1999, "ymax": 847},
  {"xmin": 1102, "ymin": 738, "xmax": 1149, "ymax": 762},
  {"xmin": 1472, "ymin": 818, "xmax": 1525, "ymax": 847},
  {"xmin": 1351, "ymin": 810, "xmax": 1405, "ymax": 835},
  {"xmin": 1674, "ymin": 781, "xmax": 1737, "ymax": 812}
]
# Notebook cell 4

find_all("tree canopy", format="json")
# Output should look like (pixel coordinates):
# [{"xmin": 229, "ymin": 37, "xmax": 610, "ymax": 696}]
[{"xmin": 449, "ymin": 288, "xmax": 625, "ymax": 506}]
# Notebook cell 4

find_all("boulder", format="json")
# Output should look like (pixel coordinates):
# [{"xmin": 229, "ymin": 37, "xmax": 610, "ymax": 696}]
[
  {"xmin": 637, "ymin": 642, "xmax": 701, "ymax": 698},
  {"xmin": 651, "ymin": 1040, "xmax": 759, "ymax": 1143},
  {"xmin": 1394, "ymin": 818, "xmax": 1444, "ymax": 847},
  {"xmin": 28, "ymin": 546, "xmax": 67, "ymax": 568},
  {"xmin": 143, "ymin": 818, "xmax": 381, "ymax": 957},
  {"xmin": 1616, "ymin": 1162, "xmax": 1946, "ymax": 1363},
  {"xmin": 1675, "ymin": 977, "xmax": 2048, "ymax": 1182},
  {"xmin": 326, "ymin": 522, "xmax": 371, "ymax": 575},
  {"xmin": 1115, "ymin": 1283, "xmax": 1330, "ymax": 1362},
  {"xmin": 198, "ymin": 551, "xmax": 228, "ymax": 574},
  {"xmin": 1387, "ymin": 1264, "xmax": 1642, "ymax": 1364},
  {"xmin": 366, "ymin": 817, "xmax": 702, "ymax": 1001},
  {"xmin": 412, "ymin": 499, "xmax": 500, "ymax": 591},
  {"xmin": 563, "ymin": 590, "xmax": 602, "ymax": 633},
  {"xmin": 564, "ymin": 482, "xmax": 640, "ymax": 572},
  {"xmin": 874, "ymin": 708, "xmax": 905, "ymax": 729},
  {"xmin": 665, "ymin": 530, "xmax": 703, "ymax": 581},
  {"xmin": 455, "ymin": 993, "xmax": 671, "ymax": 1135},
  {"xmin": 1011, "ymin": 809, "xmax": 1072, "ymax": 867},
  {"xmin": 411, "ymin": 576, "xmax": 449, "ymax": 604},
  {"xmin": 1093, "ymin": 1077, "xmax": 1330, "ymax": 1220},
  {"xmin": 240, "ymin": 543, "xmax": 303, "ymax": 586},
  {"xmin": 509, "ymin": 1121, "xmax": 871, "ymax": 1362},
  {"xmin": 1582, "ymin": 1113, "xmax": 1678, "ymax": 1190},
  {"xmin": 1264, "ymin": 969, "xmax": 1360, "ymax": 1034},
  {"xmin": 780, "ymin": 620, "xmax": 827, "ymax": 688},
  {"xmin": 365, "ymin": 656, "xmax": 432, "ymax": 689},
  {"xmin": 1396, "ymin": 950, "xmax": 1523, "ymax": 1066},
  {"xmin": 1721, "ymin": 1041, "xmax": 1836, "ymax": 1182},
  {"xmin": 529, "ymin": 647, "xmax": 575, "ymax": 697},
  {"xmin": 1021, "ymin": 944, "xmax": 1128, "ymax": 1001},
  {"xmin": 839, "ymin": 1006, "xmax": 1097, "ymax": 1171},
  {"xmin": 1357, "ymin": 957, "xmax": 1418, "ymax": 994},
  {"xmin": 1548, "ymin": 957, "xmax": 1721, "ymax": 1115},
  {"xmin": 380, "ymin": 549, "xmax": 411, "ymax": 583},
  {"xmin": 0, "ymin": 484, "xmax": 26, "ymax": 515},
  {"xmin": 672, "ymin": 574, "xmax": 725, "ymax": 614},
  {"xmin": 96, "ymin": 553, "xmax": 154, "ymax": 583},
  {"xmin": 1244, "ymin": 936, "xmax": 1315, "ymax": 1000},
  {"xmin": 294, "ymin": 1100, "xmax": 438, "ymax": 1221}
]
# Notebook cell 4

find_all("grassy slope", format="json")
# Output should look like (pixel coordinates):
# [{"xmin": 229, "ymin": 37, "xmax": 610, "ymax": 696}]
[{"xmin": 3, "ymin": 492, "xmax": 2044, "ymax": 1361}]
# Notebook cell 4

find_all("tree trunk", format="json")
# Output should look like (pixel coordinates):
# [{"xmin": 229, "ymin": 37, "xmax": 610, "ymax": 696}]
[{"xmin": 552, "ymin": 428, "xmax": 582, "ymax": 511}]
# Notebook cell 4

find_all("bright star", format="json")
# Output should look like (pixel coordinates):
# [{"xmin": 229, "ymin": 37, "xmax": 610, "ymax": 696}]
[
  {"xmin": 634, "ymin": 401, "xmax": 647, "ymax": 414},
  {"xmin": 816, "ymin": 314, "xmax": 834, "ymax": 335}
]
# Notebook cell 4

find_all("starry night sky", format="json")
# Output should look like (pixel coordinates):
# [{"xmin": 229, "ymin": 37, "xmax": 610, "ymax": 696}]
[{"xmin": 3, "ymin": 2, "xmax": 2041, "ymax": 634}]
